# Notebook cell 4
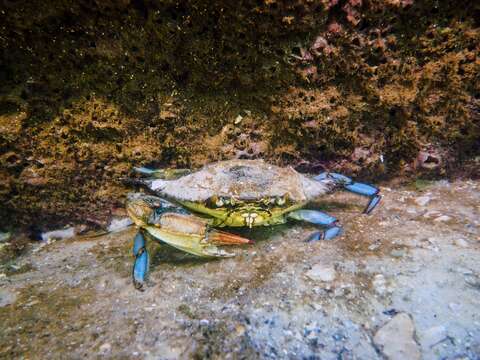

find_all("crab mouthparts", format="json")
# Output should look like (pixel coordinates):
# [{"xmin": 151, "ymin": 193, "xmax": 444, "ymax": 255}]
[{"xmin": 242, "ymin": 212, "xmax": 258, "ymax": 228}]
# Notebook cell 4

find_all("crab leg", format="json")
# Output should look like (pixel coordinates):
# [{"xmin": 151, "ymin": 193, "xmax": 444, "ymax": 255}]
[
  {"xmin": 287, "ymin": 209, "xmax": 343, "ymax": 241},
  {"xmin": 314, "ymin": 172, "xmax": 381, "ymax": 214},
  {"xmin": 131, "ymin": 222, "xmax": 251, "ymax": 290},
  {"xmin": 132, "ymin": 230, "xmax": 149, "ymax": 290}
]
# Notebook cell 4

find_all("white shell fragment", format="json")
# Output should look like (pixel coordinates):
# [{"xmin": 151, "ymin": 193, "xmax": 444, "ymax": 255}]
[
  {"xmin": 107, "ymin": 217, "xmax": 134, "ymax": 233},
  {"xmin": 41, "ymin": 227, "xmax": 76, "ymax": 241}
]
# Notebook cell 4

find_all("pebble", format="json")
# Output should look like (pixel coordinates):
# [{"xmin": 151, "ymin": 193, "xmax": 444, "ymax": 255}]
[
  {"xmin": 234, "ymin": 115, "xmax": 243, "ymax": 124},
  {"xmin": 448, "ymin": 302, "xmax": 461, "ymax": 311},
  {"xmin": 420, "ymin": 325, "xmax": 447, "ymax": 348},
  {"xmin": 414, "ymin": 196, "xmax": 431, "ymax": 207},
  {"xmin": 453, "ymin": 238, "xmax": 469, "ymax": 248},
  {"xmin": 41, "ymin": 227, "xmax": 75, "ymax": 241},
  {"xmin": 423, "ymin": 210, "xmax": 440, "ymax": 219},
  {"xmin": 199, "ymin": 319, "xmax": 210, "ymax": 326},
  {"xmin": 373, "ymin": 313, "xmax": 421, "ymax": 360},
  {"xmin": 372, "ymin": 274, "xmax": 387, "ymax": 295},
  {"xmin": 107, "ymin": 217, "xmax": 133, "ymax": 233},
  {"xmin": 0, "ymin": 288, "xmax": 17, "ymax": 307},
  {"xmin": 464, "ymin": 274, "xmax": 480, "ymax": 289},
  {"xmin": 305, "ymin": 264, "xmax": 336, "ymax": 282},
  {"xmin": 390, "ymin": 248, "xmax": 406, "ymax": 258},
  {"xmin": 99, "ymin": 343, "xmax": 111, "ymax": 354},
  {"xmin": 406, "ymin": 207, "xmax": 417, "ymax": 215},
  {"xmin": 434, "ymin": 215, "xmax": 452, "ymax": 222}
]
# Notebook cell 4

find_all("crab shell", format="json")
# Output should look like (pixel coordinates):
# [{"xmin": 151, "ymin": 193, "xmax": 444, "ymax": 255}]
[{"xmin": 149, "ymin": 159, "xmax": 334, "ymax": 203}]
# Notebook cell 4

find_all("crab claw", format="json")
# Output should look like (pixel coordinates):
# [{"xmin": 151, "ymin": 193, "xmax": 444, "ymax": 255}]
[
  {"xmin": 142, "ymin": 212, "xmax": 252, "ymax": 258},
  {"xmin": 207, "ymin": 229, "xmax": 254, "ymax": 245},
  {"xmin": 315, "ymin": 172, "xmax": 381, "ymax": 214},
  {"xmin": 143, "ymin": 223, "xmax": 252, "ymax": 258},
  {"xmin": 126, "ymin": 193, "xmax": 253, "ymax": 260}
]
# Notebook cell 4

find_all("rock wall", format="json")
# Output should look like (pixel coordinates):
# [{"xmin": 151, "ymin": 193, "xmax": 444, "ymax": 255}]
[{"xmin": 0, "ymin": 0, "xmax": 479, "ymax": 229}]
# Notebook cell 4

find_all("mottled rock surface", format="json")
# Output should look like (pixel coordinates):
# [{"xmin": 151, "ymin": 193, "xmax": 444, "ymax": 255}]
[{"xmin": 0, "ymin": 0, "xmax": 479, "ymax": 229}]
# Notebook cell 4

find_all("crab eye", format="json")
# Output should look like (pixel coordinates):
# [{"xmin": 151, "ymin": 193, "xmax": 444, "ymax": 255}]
[{"xmin": 276, "ymin": 196, "xmax": 286, "ymax": 206}]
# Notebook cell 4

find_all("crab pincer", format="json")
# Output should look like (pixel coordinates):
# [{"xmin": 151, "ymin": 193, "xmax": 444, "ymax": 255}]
[
  {"xmin": 126, "ymin": 193, "xmax": 252, "ymax": 290},
  {"xmin": 314, "ymin": 172, "xmax": 382, "ymax": 214}
]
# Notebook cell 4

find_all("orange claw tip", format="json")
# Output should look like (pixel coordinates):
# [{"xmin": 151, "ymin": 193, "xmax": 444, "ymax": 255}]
[{"xmin": 208, "ymin": 230, "xmax": 254, "ymax": 245}]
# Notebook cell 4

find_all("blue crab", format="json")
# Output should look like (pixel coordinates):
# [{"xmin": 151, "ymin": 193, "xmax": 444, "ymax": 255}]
[{"xmin": 126, "ymin": 159, "xmax": 381, "ymax": 289}]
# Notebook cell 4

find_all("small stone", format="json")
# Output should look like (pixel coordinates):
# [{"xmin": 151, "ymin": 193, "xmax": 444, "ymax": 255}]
[
  {"xmin": 420, "ymin": 325, "xmax": 447, "ymax": 348},
  {"xmin": 448, "ymin": 302, "xmax": 461, "ymax": 311},
  {"xmin": 465, "ymin": 274, "xmax": 480, "ymax": 290},
  {"xmin": 99, "ymin": 343, "xmax": 111, "ymax": 354},
  {"xmin": 199, "ymin": 319, "xmax": 210, "ymax": 326},
  {"xmin": 305, "ymin": 264, "xmax": 336, "ymax": 282},
  {"xmin": 107, "ymin": 217, "xmax": 133, "ymax": 233},
  {"xmin": 406, "ymin": 207, "xmax": 417, "ymax": 215},
  {"xmin": 372, "ymin": 274, "xmax": 387, "ymax": 295},
  {"xmin": 373, "ymin": 313, "xmax": 421, "ymax": 360},
  {"xmin": 24, "ymin": 300, "xmax": 40, "ymax": 307},
  {"xmin": 434, "ymin": 215, "xmax": 452, "ymax": 222},
  {"xmin": 390, "ymin": 248, "xmax": 406, "ymax": 258},
  {"xmin": 41, "ymin": 227, "xmax": 76, "ymax": 241},
  {"xmin": 235, "ymin": 324, "xmax": 246, "ymax": 336},
  {"xmin": 234, "ymin": 115, "xmax": 243, "ymax": 124},
  {"xmin": 414, "ymin": 196, "xmax": 431, "ymax": 207},
  {"xmin": 0, "ymin": 288, "xmax": 17, "ymax": 307},
  {"xmin": 423, "ymin": 210, "xmax": 440, "ymax": 219},
  {"xmin": 453, "ymin": 238, "xmax": 469, "ymax": 248}
]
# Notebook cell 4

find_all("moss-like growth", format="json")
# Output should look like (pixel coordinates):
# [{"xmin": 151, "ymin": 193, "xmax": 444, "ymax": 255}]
[{"xmin": 0, "ymin": 0, "xmax": 478, "ymax": 228}]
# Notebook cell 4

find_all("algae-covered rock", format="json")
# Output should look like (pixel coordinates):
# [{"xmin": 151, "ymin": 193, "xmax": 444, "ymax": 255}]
[{"xmin": 0, "ymin": 0, "xmax": 478, "ymax": 228}]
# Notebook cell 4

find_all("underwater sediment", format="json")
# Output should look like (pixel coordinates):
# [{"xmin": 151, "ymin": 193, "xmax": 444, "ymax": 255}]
[{"xmin": 0, "ymin": 0, "xmax": 479, "ymax": 229}]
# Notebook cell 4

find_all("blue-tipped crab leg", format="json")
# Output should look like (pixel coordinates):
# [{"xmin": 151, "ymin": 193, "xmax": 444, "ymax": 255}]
[
  {"xmin": 133, "ymin": 230, "xmax": 149, "ymax": 290},
  {"xmin": 314, "ymin": 172, "xmax": 381, "ymax": 214},
  {"xmin": 287, "ymin": 209, "xmax": 343, "ymax": 241}
]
